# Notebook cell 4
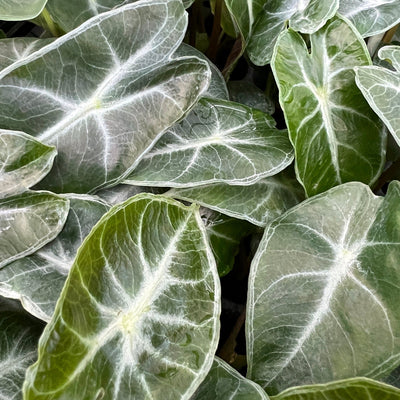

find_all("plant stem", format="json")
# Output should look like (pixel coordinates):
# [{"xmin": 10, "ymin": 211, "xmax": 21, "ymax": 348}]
[
  {"xmin": 373, "ymin": 157, "xmax": 400, "ymax": 193},
  {"xmin": 40, "ymin": 8, "xmax": 60, "ymax": 37},
  {"xmin": 222, "ymin": 37, "xmax": 243, "ymax": 80},
  {"xmin": 206, "ymin": 0, "xmax": 223, "ymax": 62},
  {"xmin": 383, "ymin": 24, "xmax": 399, "ymax": 43}
]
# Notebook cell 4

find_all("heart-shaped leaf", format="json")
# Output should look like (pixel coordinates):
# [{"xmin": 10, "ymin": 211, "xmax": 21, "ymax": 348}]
[
  {"xmin": 167, "ymin": 172, "xmax": 304, "ymax": 227},
  {"xmin": 191, "ymin": 357, "xmax": 269, "ymax": 400},
  {"xmin": 0, "ymin": 130, "xmax": 56, "ymax": 199},
  {"xmin": 0, "ymin": 298, "xmax": 43, "ymax": 400},
  {"xmin": 356, "ymin": 46, "xmax": 400, "ymax": 147},
  {"xmin": 0, "ymin": 191, "xmax": 69, "ymax": 269},
  {"xmin": 125, "ymin": 98, "xmax": 293, "ymax": 187},
  {"xmin": 23, "ymin": 194, "xmax": 220, "ymax": 400},
  {"xmin": 0, "ymin": 0, "xmax": 47, "ymax": 20},
  {"xmin": 248, "ymin": 181, "xmax": 400, "ymax": 393},
  {"xmin": 0, "ymin": 0, "xmax": 210, "ymax": 194},
  {"xmin": 271, "ymin": 377, "xmax": 400, "ymax": 400},
  {"xmin": 272, "ymin": 15, "xmax": 385, "ymax": 197},
  {"xmin": 0, "ymin": 194, "xmax": 109, "ymax": 321},
  {"xmin": 339, "ymin": 0, "xmax": 400, "ymax": 38}
]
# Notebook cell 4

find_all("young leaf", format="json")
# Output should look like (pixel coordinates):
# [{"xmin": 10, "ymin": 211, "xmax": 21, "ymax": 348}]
[
  {"xmin": 0, "ymin": 130, "xmax": 56, "ymax": 199},
  {"xmin": 271, "ymin": 377, "xmax": 400, "ymax": 400},
  {"xmin": 0, "ymin": 0, "xmax": 47, "ymax": 20},
  {"xmin": 0, "ymin": 298, "xmax": 43, "ymax": 400},
  {"xmin": 23, "ymin": 194, "xmax": 221, "ymax": 400},
  {"xmin": 247, "ymin": 181, "xmax": 400, "ymax": 394},
  {"xmin": 226, "ymin": 0, "xmax": 338, "ymax": 66},
  {"xmin": 355, "ymin": 46, "xmax": 400, "ymax": 147},
  {"xmin": 0, "ymin": 194, "xmax": 109, "ymax": 322},
  {"xmin": 191, "ymin": 357, "xmax": 269, "ymax": 400},
  {"xmin": 124, "ymin": 98, "xmax": 293, "ymax": 187},
  {"xmin": 272, "ymin": 15, "xmax": 385, "ymax": 197},
  {"xmin": 339, "ymin": 0, "xmax": 400, "ymax": 38},
  {"xmin": 0, "ymin": 191, "xmax": 69, "ymax": 269},
  {"xmin": 167, "ymin": 172, "xmax": 305, "ymax": 227},
  {"xmin": 0, "ymin": 0, "xmax": 210, "ymax": 193}
]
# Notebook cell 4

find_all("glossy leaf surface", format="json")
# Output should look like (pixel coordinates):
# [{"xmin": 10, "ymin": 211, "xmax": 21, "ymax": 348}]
[
  {"xmin": 272, "ymin": 16, "xmax": 385, "ymax": 197},
  {"xmin": 271, "ymin": 377, "xmax": 400, "ymax": 400},
  {"xmin": 339, "ymin": 0, "xmax": 400, "ymax": 38},
  {"xmin": 167, "ymin": 172, "xmax": 304, "ymax": 227},
  {"xmin": 24, "ymin": 194, "xmax": 220, "ymax": 400},
  {"xmin": 0, "ymin": 191, "xmax": 69, "ymax": 269},
  {"xmin": 0, "ymin": 130, "xmax": 56, "ymax": 199},
  {"xmin": 0, "ymin": 0, "xmax": 47, "ymax": 20},
  {"xmin": 0, "ymin": 195, "xmax": 109, "ymax": 322},
  {"xmin": 191, "ymin": 357, "xmax": 269, "ymax": 400},
  {"xmin": 0, "ymin": 0, "xmax": 210, "ymax": 193},
  {"xmin": 248, "ymin": 182, "xmax": 400, "ymax": 393},
  {"xmin": 125, "ymin": 98, "xmax": 293, "ymax": 187},
  {"xmin": 356, "ymin": 46, "xmax": 400, "ymax": 147},
  {"xmin": 0, "ymin": 298, "xmax": 43, "ymax": 400}
]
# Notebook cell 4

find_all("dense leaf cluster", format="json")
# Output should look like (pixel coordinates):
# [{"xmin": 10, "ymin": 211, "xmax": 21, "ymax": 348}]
[{"xmin": 0, "ymin": 0, "xmax": 400, "ymax": 399}]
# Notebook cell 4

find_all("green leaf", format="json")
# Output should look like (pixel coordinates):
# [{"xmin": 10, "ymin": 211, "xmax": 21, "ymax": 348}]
[
  {"xmin": 225, "ymin": 0, "xmax": 338, "ymax": 66},
  {"xmin": 0, "ymin": 194, "xmax": 109, "ymax": 322},
  {"xmin": 271, "ymin": 377, "xmax": 400, "ymax": 400},
  {"xmin": 339, "ymin": 0, "xmax": 400, "ymax": 38},
  {"xmin": 174, "ymin": 44, "xmax": 229, "ymax": 100},
  {"xmin": 247, "ymin": 181, "xmax": 400, "ymax": 394},
  {"xmin": 0, "ymin": 0, "xmax": 47, "ymax": 20},
  {"xmin": 0, "ymin": 298, "xmax": 43, "ymax": 400},
  {"xmin": 228, "ymin": 81, "xmax": 275, "ymax": 115},
  {"xmin": 0, "ymin": 130, "xmax": 56, "ymax": 199},
  {"xmin": 355, "ymin": 46, "xmax": 400, "ymax": 148},
  {"xmin": 191, "ymin": 357, "xmax": 269, "ymax": 399},
  {"xmin": 167, "ymin": 171, "xmax": 305, "ymax": 227},
  {"xmin": 0, "ymin": 0, "xmax": 210, "ymax": 194},
  {"xmin": 201, "ymin": 208, "xmax": 256, "ymax": 276},
  {"xmin": 272, "ymin": 15, "xmax": 385, "ymax": 197},
  {"xmin": 124, "ymin": 98, "xmax": 293, "ymax": 188},
  {"xmin": 45, "ymin": 0, "xmax": 194, "ymax": 32},
  {"xmin": 23, "ymin": 194, "xmax": 221, "ymax": 400},
  {"xmin": 0, "ymin": 191, "xmax": 69, "ymax": 269}
]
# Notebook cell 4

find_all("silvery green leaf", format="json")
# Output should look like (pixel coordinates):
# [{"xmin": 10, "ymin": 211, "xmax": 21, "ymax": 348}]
[
  {"xmin": 228, "ymin": 81, "xmax": 275, "ymax": 115},
  {"xmin": 339, "ymin": 0, "xmax": 400, "ymax": 38},
  {"xmin": 0, "ymin": 191, "xmax": 69, "ymax": 269},
  {"xmin": 174, "ymin": 44, "xmax": 229, "ymax": 100},
  {"xmin": 124, "ymin": 98, "xmax": 293, "ymax": 188},
  {"xmin": 200, "ymin": 208, "xmax": 255, "ymax": 276},
  {"xmin": 96, "ymin": 184, "xmax": 167, "ymax": 206},
  {"xmin": 226, "ymin": 0, "xmax": 338, "ymax": 66},
  {"xmin": 0, "ymin": 130, "xmax": 56, "ymax": 199},
  {"xmin": 271, "ymin": 377, "xmax": 400, "ymax": 400},
  {"xmin": 23, "ymin": 194, "xmax": 220, "ymax": 400},
  {"xmin": 272, "ymin": 15, "xmax": 385, "ymax": 197},
  {"xmin": 0, "ymin": 38, "xmax": 54, "ymax": 73},
  {"xmin": 0, "ymin": 194, "xmax": 109, "ymax": 322},
  {"xmin": 191, "ymin": 357, "xmax": 269, "ymax": 400},
  {"xmin": 247, "ymin": 181, "xmax": 400, "ymax": 394},
  {"xmin": 0, "ymin": 0, "xmax": 210, "ymax": 194},
  {"xmin": 355, "ymin": 46, "xmax": 400, "ymax": 148},
  {"xmin": 46, "ymin": 0, "xmax": 194, "ymax": 32},
  {"xmin": 0, "ymin": 298, "xmax": 43, "ymax": 400},
  {"xmin": 0, "ymin": 0, "xmax": 47, "ymax": 20},
  {"xmin": 167, "ymin": 172, "xmax": 305, "ymax": 227}
]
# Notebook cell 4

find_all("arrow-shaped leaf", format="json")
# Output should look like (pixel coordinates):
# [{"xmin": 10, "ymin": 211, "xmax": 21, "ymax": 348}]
[
  {"xmin": 272, "ymin": 15, "xmax": 385, "ymax": 197},
  {"xmin": 23, "ymin": 194, "xmax": 220, "ymax": 400}
]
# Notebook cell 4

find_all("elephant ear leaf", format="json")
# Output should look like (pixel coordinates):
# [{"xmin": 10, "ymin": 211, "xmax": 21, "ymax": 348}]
[
  {"xmin": 0, "ymin": 0, "xmax": 47, "ymax": 20},
  {"xmin": 23, "ymin": 194, "xmax": 220, "ymax": 400},
  {"xmin": 356, "ymin": 46, "xmax": 400, "ymax": 148},
  {"xmin": 0, "ymin": 129, "xmax": 56, "ymax": 199},
  {"xmin": 248, "ymin": 181, "xmax": 400, "ymax": 394},
  {"xmin": 0, "ymin": 0, "xmax": 210, "ymax": 194}
]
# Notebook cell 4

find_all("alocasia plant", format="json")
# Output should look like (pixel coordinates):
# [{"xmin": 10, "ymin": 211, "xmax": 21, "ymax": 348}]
[{"xmin": 0, "ymin": 0, "xmax": 400, "ymax": 399}]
